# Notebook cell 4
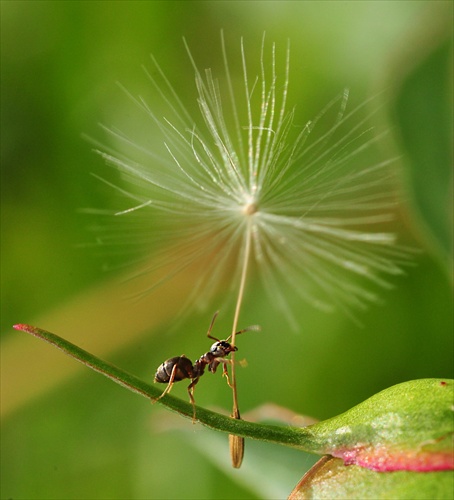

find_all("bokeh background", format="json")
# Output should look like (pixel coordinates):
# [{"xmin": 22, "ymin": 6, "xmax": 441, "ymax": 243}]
[{"xmin": 1, "ymin": 1, "xmax": 452, "ymax": 499}]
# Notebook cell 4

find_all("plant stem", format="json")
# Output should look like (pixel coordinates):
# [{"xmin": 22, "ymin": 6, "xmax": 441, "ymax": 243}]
[
  {"xmin": 230, "ymin": 218, "xmax": 252, "ymax": 414},
  {"xmin": 13, "ymin": 323, "xmax": 320, "ymax": 451},
  {"xmin": 229, "ymin": 218, "xmax": 253, "ymax": 467}
]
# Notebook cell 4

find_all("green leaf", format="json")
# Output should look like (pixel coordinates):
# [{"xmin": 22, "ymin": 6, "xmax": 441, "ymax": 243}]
[
  {"xmin": 307, "ymin": 379, "xmax": 454, "ymax": 471},
  {"xmin": 393, "ymin": 38, "xmax": 453, "ymax": 273},
  {"xmin": 289, "ymin": 456, "xmax": 454, "ymax": 500}
]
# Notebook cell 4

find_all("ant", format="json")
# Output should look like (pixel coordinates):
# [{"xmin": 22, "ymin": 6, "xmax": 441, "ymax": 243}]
[{"xmin": 153, "ymin": 311, "xmax": 259, "ymax": 418}]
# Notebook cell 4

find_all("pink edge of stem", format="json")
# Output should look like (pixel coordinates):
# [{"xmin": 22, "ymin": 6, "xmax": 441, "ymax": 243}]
[
  {"xmin": 332, "ymin": 446, "xmax": 454, "ymax": 472},
  {"xmin": 13, "ymin": 324, "xmax": 36, "ymax": 333}
]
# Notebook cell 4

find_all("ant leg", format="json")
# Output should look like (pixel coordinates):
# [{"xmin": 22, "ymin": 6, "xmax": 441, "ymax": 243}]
[
  {"xmin": 187, "ymin": 377, "xmax": 200, "ymax": 422},
  {"xmin": 154, "ymin": 363, "xmax": 179, "ymax": 402},
  {"xmin": 218, "ymin": 359, "xmax": 234, "ymax": 388},
  {"xmin": 223, "ymin": 364, "xmax": 233, "ymax": 388},
  {"xmin": 209, "ymin": 358, "xmax": 233, "ymax": 386}
]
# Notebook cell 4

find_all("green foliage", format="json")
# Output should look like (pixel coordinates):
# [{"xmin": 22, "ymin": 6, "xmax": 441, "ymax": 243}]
[{"xmin": 393, "ymin": 37, "xmax": 453, "ymax": 275}]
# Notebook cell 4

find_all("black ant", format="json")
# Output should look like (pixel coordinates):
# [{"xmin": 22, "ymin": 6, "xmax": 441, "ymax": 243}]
[{"xmin": 153, "ymin": 311, "xmax": 259, "ymax": 418}]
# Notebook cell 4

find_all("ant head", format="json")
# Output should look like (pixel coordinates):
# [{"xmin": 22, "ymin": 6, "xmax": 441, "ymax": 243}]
[{"xmin": 210, "ymin": 340, "xmax": 238, "ymax": 357}]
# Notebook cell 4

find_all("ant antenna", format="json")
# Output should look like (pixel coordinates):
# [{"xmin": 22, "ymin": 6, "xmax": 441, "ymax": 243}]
[
  {"xmin": 206, "ymin": 310, "xmax": 220, "ymax": 341},
  {"xmin": 207, "ymin": 310, "xmax": 260, "ymax": 343},
  {"xmin": 226, "ymin": 324, "xmax": 260, "ymax": 343}
]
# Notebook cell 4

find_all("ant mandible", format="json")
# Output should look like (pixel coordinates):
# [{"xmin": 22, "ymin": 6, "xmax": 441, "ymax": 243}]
[{"xmin": 153, "ymin": 311, "xmax": 259, "ymax": 418}]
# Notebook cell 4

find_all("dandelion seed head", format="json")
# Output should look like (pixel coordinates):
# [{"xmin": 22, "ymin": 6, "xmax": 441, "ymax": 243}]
[
  {"xmin": 242, "ymin": 198, "xmax": 258, "ymax": 216},
  {"xmin": 91, "ymin": 34, "xmax": 413, "ymax": 326}
]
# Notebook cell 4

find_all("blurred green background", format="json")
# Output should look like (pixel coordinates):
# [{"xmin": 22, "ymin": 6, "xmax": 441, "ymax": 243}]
[{"xmin": 1, "ymin": 1, "xmax": 452, "ymax": 499}]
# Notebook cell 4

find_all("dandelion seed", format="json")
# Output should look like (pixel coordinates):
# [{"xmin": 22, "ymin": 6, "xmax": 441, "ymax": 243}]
[{"xmin": 92, "ymin": 33, "xmax": 410, "ymax": 328}]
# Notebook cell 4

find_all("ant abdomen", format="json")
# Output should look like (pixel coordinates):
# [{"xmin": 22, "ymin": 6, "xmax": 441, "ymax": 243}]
[{"xmin": 154, "ymin": 355, "xmax": 194, "ymax": 384}]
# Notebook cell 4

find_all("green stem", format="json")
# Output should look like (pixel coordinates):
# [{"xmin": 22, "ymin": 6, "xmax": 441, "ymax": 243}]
[
  {"xmin": 13, "ymin": 323, "xmax": 320, "ymax": 452},
  {"xmin": 230, "ymin": 218, "xmax": 253, "ymax": 413}
]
